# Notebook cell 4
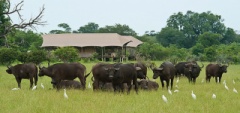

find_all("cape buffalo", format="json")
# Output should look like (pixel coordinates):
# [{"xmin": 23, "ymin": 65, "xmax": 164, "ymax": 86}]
[
  {"xmin": 175, "ymin": 62, "xmax": 188, "ymax": 77},
  {"xmin": 134, "ymin": 62, "xmax": 147, "ymax": 79},
  {"xmin": 111, "ymin": 63, "xmax": 138, "ymax": 94},
  {"xmin": 206, "ymin": 63, "xmax": 228, "ymax": 83},
  {"xmin": 6, "ymin": 63, "xmax": 38, "ymax": 89},
  {"xmin": 91, "ymin": 63, "xmax": 121, "ymax": 90},
  {"xmin": 152, "ymin": 61, "xmax": 175, "ymax": 90},
  {"xmin": 52, "ymin": 80, "xmax": 82, "ymax": 89},
  {"xmin": 39, "ymin": 62, "xmax": 90, "ymax": 90},
  {"xmin": 184, "ymin": 61, "xmax": 204, "ymax": 83},
  {"xmin": 138, "ymin": 79, "xmax": 159, "ymax": 90}
]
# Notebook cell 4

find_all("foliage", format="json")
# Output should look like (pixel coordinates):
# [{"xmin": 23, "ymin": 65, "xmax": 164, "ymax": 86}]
[
  {"xmin": 49, "ymin": 23, "xmax": 72, "ymax": 34},
  {"xmin": 0, "ymin": 47, "xmax": 18, "ymax": 65},
  {"xmin": 54, "ymin": 47, "xmax": 79, "ymax": 63},
  {"xmin": 197, "ymin": 32, "xmax": 223, "ymax": 48},
  {"xmin": 0, "ymin": 0, "xmax": 10, "ymax": 37},
  {"xmin": 17, "ymin": 50, "xmax": 47, "ymax": 64},
  {"xmin": 98, "ymin": 24, "xmax": 137, "ymax": 36},
  {"xmin": 6, "ymin": 30, "xmax": 43, "ymax": 52},
  {"xmin": 156, "ymin": 27, "xmax": 185, "ymax": 48},
  {"xmin": 76, "ymin": 22, "xmax": 99, "ymax": 33}
]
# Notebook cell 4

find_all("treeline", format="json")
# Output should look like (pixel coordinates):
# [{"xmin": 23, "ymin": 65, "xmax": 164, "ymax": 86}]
[{"xmin": 1, "ymin": 0, "xmax": 240, "ymax": 64}]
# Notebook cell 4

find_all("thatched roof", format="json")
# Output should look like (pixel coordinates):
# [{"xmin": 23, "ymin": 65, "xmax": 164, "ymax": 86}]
[{"xmin": 41, "ymin": 33, "xmax": 142, "ymax": 47}]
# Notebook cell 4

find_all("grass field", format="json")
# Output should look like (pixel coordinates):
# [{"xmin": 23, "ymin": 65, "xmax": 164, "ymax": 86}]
[{"xmin": 0, "ymin": 61, "xmax": 239, "ymax": 113}]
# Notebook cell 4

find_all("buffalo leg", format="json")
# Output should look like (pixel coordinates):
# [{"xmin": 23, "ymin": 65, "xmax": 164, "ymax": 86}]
[
  {"xmin": 126, "ymin": 82, "xmax": 131, "ymax": 94},
  {"xmin": 166, "ymin": 79, "xmax": 169, "ymax": 90},
  {"xmin": 219, "ymin": 76, "xmax": 222, "ymax": 83},
  {"xmin": 16, "ymin": 77, "xmax": 22, "ymax": 88},
  {"xmin": 78, "ymin": 76, "xmax": 86, "ymax": 89},
  {"xmin": 170, "ymin": 78, "xmax": 174, "ymax": 90},
  {"xmin": 160, "ymin": 79, "xmax": 164, "ymax": 89},
  {"xmin": 30, "ymin": 77, "xmax": 34, "ymax": 89}
]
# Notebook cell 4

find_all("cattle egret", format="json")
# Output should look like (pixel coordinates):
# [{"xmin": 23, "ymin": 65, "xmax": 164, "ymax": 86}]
[
  {"xmin": 168, "ymin": 89, "xmax": 172, "ymax": 95},
  {"xmin": 64, "ymin": 89, "xmax": 68, "ymax": 99},
  {"xmin": 191, "ymin": 90, "xmax": 196, "ymax": 100},
  {"xmin": 12, "ymin": 88, "xmax": 20, "ymax": 90},
  {"xmin": 223, "ymin": 80, "xmax": 226, "ymax": 85},
  {"xmin": 233, "ymin": 88, "xmax": 238, "ymax": 93},
  {"xmin": 174, "ymin": 89, "xmax": 179, "ymax": 93},
  {"xmin": 162, "ymin": 95, "xmax": 168, "ymax": 103},
  {"xmin": 175, "ymin": 85, "xmax": 179, "ymax": 89},
  {"xmin": 212, "ymin": 94, "xmax": 216, "ymax": 99},
  {"xmin": 224, "ymin": 84, "xmax": 229, "ymax": 90},
  {"xmin": 32, "ymin": 85, "xmax": 37, "ymax": 90},
  {"xmin": 41, "ymin": 83, "xmax": 44, "ymax": 89},
  {"xmin": 176, "ymin": 77, "xmax": 179, "ymax": 84},
  {"xmin": 233, "ymin": 80, "xmax": 235, "ymax": 84},
  {"xmin": 88, "ymin": 82, "xmax": 92, "ymax": 89}
]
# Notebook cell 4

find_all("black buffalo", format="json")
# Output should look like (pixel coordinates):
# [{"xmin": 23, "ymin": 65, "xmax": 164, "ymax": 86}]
[
  {"xmin": 39, "ymin": 62, "xmax": 90, "ymax": 90},
  {"xmin": 175, "ymin": 62, "xmax": 188, "ymax": 77},
  {"xmin": 138, "ymin": 79, "xmax": 159, "ymax": 90},
  {"xmin": 52, "ymin": 80, "xmax": 82, "ymax": 89},
  {"xmin": 91, "ymin": 63, "xmax": 121, "ymax": 90},
  {"xmin": 152, "ymin": 61, "xmax": 175, "ymax": 90},
  {"xmin": 206, "ymin": 63, "xmax": 228, "ymax": 83},
  {"xmin": 6, "ymin": 63, "xmax": 38, "ymax": 89},
  {"xmin": 184, "ymin": 61, "xmax": 204, "ymax": 83},
  {"xmin": 134, "ymin": 62, "xmax": 147, "ymax": 79},
  {"xmin": 111, "ymin": 63, "xmax": 138, "ymax": 94}
]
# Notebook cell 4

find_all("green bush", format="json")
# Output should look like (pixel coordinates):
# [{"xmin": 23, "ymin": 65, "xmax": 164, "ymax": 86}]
[
  {"xmin": 0, "ymin": 47, "xmax": 19, "ymax": 65},
  {"xmin": 54, "ymin": 47, "xmax": 79, "ymax": 63}
]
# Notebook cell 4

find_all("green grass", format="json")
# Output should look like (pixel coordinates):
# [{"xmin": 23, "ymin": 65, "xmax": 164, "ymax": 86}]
[{"xmin": 0, "ymin": 61, "xmax": 240, "ymax": 113}]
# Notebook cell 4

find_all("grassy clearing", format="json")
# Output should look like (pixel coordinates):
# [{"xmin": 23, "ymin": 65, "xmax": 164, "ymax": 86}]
[{"xmin": 0, "ymin": 61, "xmax": 239, "ymax": 113}]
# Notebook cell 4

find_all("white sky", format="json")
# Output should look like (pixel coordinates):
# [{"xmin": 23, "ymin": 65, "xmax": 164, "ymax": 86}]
[{"xmin": 10, "ymin": 0, "xmax": 240, "ymax": 35}]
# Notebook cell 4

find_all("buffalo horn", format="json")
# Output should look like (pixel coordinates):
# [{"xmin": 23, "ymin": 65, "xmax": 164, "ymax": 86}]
[
  {"xmin": 136, "ymin": 67, "xmax": 141, "ymax": 70},
  {"xmin": 155, "ymin": 68, "xmax": 163, "ymax": 71}
]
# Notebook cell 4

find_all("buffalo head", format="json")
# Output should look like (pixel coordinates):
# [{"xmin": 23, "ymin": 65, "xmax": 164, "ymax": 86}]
[
  {"xmin": 6, "ymin": 66, "xmax": 13, "ymax": 74},
  {"xmin": 219, "ymin": 64, "xmax": 228, "ymax": 73},
  {"xmin": 136, "ymin": 67, "xmax": 146, "ymax": 79},
  {"xmin": 38, "ymin": 66, "xmax": 47, "ymax": 77},
  {"xmin": 185, "ymin": 63, "xmax": 197, "ymax": 72},
  {"xmin": 152, "ymin": 67, "xmax": 163, "ymax": 79},
  {"xmin": 104, "ymin": 66, "xmax": 119, "ymax": 79}
]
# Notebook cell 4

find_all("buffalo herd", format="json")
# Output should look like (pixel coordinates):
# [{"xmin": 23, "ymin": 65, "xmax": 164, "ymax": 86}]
[{"xmin": 5, "ymin": 61, "xmax": 229, "ymax": 93}]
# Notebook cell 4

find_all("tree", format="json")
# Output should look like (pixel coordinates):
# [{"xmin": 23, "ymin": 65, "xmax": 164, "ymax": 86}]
[
  {"xmin": 0, "ymin": 47, "xmax": 18, "ymax": 65},
  {"xmin": 98, "ymin": 24, "xmax": 137, "ymax": 36},
  {"xmin": 54, "ymin": 47, "xmax": 79, "ymax": 63},
  {"xmin": 49, "ymin": 23, "xmax": 71, "ymax": 34},
  {"xmin": 77, "ymin": 22, "xmax": 99, "ymax": 33},
  {"xmin": 0, "ymin": 0, "xmax": 45, "ymax": 47},
  {"xmin": 197, "ymin": 32, "xmax": 223, "ymax": 48},
  {"xmin": 167, "ymin": 11, "xmax": 227, "ymax": 48},
  {"xmin": 156, "ymin": 27, "xmax": 185, "ymax": 48},
  {"xmin": 221, "ymin": 28, "xmax": 237, "ymax": 44}
]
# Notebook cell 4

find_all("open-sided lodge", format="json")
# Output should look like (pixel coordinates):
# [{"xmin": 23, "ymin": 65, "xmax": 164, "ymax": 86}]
[{"xmin": 41, "ymin": 33, "xmax": 143, "ymax": 61}]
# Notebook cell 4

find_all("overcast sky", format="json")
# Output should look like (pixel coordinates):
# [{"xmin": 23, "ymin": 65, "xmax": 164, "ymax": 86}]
[{"xmin": 10, "ymin": 0, "xmax": 240, "ymax": 35}]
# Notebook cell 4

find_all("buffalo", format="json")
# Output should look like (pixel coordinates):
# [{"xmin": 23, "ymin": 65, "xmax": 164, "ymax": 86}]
[
  {"xmin": 138, "ymin": 79, "xmax": 159, "ymax": 90},
  {"xmin": 152, "ymin": 61, "xmax": 175, "ymax": 90},
  {"xmin": 206, "ymin": 63, "xmax": 228, "ymax": 83},
  {"xmin": 175, "ymin": 62, "xmax": 188, "ymax": 77},
  {"xmin": 134, "ymin": 62, "xmax": 147, "ymax": 79},
  {"xmin": 52, "ymin": 80, "xmax": 82, "ymax": 89},
  {"xmin": 6, "ymin": 63, "xmax": 38, "ymax": 89},
  {"xmin": 184, "ymin": 61, "xmax": 204, "ymax": 83},
  {"xmin": 91, "ymin": 63, "xmax": 121, "ymax": 90},
  {"xmin": 39, "ymin": 62, "xmax": 90, "ymax": 90},
  {"xmin": 111, "ymin": 63, "xmax": 138, "ymax": 94}
]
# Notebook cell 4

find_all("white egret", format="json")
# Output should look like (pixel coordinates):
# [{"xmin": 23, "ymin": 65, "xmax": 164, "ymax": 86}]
[
  {"xmin": 168, "ymin": 89, "xmax": 172, "ymax": 95},
  {"xmin": 212, "ymin": 94, "xmax": 216, "ymax": 99},
  {"xmin": 88, "ymin": 82, "xmax": 92, "ymax": 89},
  {"xmin": 12, "ymin": 88, "xmax": 20, "ymax": 90},
  {"xmin": 174, "ymin": 89, "xmax": 179, "ymax": 93},
  {"xmin": 41, "ymin": 83, "xmax": 44, "ymax": 89},
  {"xmin": 64, "ymin": 89, "xmax": 68, "ymax": 99},
  {"xmin": 162, "ymin": 95, "xmax": 168, "ymax": 103},
  {"xmin": 191, "ymin": 90, "xmax": 196, "ymax": 100},
  {"xmin": 223, "ymin": 80, "xmax": 226, "ymax": 85},
  {"xmin": 233, "ymin": 88, "xmax": 238, "ymax": 93},
  {"xmin": 175, "ymin": 85, "xmax": 179, "ymax": 89},
  {"xmin": 176, "ymin": 77, "xmax": 179, "ymax": 84},
  {"xmin": 224, "ymin": 83, "xmax": 229, "ymax": 90},
  {"xmin": 32, "ymin": 85, "xmax": 37, "ymax": 90}
]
